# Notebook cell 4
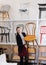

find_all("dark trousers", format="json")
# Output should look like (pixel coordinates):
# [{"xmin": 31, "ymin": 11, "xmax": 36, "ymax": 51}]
[{"xmin": 20, "ymin": 56, "xmax": 28, "ymax": 65}]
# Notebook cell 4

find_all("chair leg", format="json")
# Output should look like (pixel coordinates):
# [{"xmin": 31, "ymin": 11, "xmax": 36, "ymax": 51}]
[
  {"xmin": 6, "ymin": 35, "xmax": 7, "ymax": 42},
  {"xmin": 35, "ymin": 39, "xmax": 38, "ymax": 45},
  {"xmin": 40, "ymin": 34, "xmax": 42, "ymax": 44},
  {"xmin": 2, "ymin": 13, "xmax": 4, "ymax": 20},
  {"xmin": 7, "ymin": 12, "xmax": 10, "ymax": 19},
  {"xmin": 33, "ymin": 60, "xmax": 35, "ymax": 65},
  {"xmin": 33, "ymin": 41, "xmax": 34, "ymax": 47},
  {"xmin": 1, "ymin": 35, "xmax": 3, "ymax": 42},
  {"xmin": 8, "ymin": 33, "xmax": 10, "ymax": 42}
]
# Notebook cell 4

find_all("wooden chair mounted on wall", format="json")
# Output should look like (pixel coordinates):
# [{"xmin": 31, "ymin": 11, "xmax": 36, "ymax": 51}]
[
  {"xmin": 0, "ymin": 26, "xmax": 10, "ymax": 42},
  {"xmin": 0, "ymin": 5, "xmax": 11, "ymax": 20},
  {"xmin": 24, "ymin": 22, "xmax": 38, "ymax": 46}
]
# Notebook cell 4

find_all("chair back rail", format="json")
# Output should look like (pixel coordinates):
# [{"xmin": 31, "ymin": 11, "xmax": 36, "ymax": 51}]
[{"xmin": 25, "ymin": 22, "xmax": 36, "ymax": 35}]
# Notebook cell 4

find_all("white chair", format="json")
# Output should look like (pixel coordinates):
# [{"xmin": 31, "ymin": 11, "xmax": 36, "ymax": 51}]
[
  {"xmin": 0, "ymin": 54, "xmax": 17, "ymax": 65},
  {"xmin": 1, "ymin": 5, "xmax": 11, "ymax": 20},
  {"xmin": 0, "ymin": 54, "xmax": 6, "ymax": 65}
]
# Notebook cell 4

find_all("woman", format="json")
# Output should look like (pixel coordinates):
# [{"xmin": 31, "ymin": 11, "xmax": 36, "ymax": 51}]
[{"xmin": 16, "ymin": 27, "xmax": 28, "ymax": 65}]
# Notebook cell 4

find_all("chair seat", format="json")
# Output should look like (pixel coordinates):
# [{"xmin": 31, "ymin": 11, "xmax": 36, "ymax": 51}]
[
  {"xmin": 29, "ymin": 56, "xmax": 35, "ymax": 60},
  {"xmin": 13, "ymin": 55, "xmax": 20, "ymax": 60},
  {"xmin": 28, "ymin": 48, "xmax": 36, "ymax": 53},
  {"xmin": 13, "ymin": 56, "xmax": 35, "ymax": 60},
  {"xmin": 39, "ymin": 56, "xmax": 46, "ymax": 61},
  {"xmin": 24, "ymin": 35, "xmax": 36, "ymax": 42}
]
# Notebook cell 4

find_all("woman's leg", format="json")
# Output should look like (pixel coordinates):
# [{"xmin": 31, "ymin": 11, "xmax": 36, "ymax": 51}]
[
  {"xmin": 20, "ymin": 56, "xmax": 23, "ymax": 65},
  {"xmin": 25, "ymin": 56, "xmax": 28, "ymax": 65}
]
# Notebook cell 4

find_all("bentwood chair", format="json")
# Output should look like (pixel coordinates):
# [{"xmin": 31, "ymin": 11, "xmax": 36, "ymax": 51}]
[
  {"xmin": 1, "ymin": 5, "xmax": 11, "ymax": 20},
  {"xmin": 24, "ymin": 22, "xmax": 38, "ymax": 46},
  {"xmin": 24, "ymin": 22, "xmax": 38, "ymax": 64}
]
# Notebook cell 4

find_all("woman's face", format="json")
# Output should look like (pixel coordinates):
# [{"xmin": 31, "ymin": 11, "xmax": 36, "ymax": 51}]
[{"xmin": 16, "ymin": 27, "xmax": 22, "ymax": 33}]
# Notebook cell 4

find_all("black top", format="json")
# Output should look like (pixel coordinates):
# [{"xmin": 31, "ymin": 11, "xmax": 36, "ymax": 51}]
[{"xmin": 16, "ymin": 32, "xmax": 26, "ymax": 52}]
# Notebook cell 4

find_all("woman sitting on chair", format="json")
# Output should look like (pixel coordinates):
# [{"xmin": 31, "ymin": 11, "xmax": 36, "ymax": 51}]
[{"xmin": 16, "ymin": 27, "xmax": 28, "ymax": 65}]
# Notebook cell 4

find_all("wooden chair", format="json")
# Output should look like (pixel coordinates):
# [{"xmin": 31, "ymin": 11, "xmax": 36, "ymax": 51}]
[
  {"xmin": 12, "ymin": 46, "xmax": 20, "ymax": 62},
  {"xmin": 0, "ymin": 5, "xmax": 11, "ymax": 20},
  {"xmin": 12, "ymin": 45, "xmax": 27, "ymax": 61},
  {"xmin": 24, "ymin": 22, "xmax": 38, "ymax": 64},
  {"xmin": 28, "ymin": 47, "xmax": 36, "ymax": 64},
  {"xmin": 24, "ymin": 22, "xmax": 38, "ymax": 46},
  {"xmin": 38, "ymin": 46, "xmax": 46, "ymax": 65}
]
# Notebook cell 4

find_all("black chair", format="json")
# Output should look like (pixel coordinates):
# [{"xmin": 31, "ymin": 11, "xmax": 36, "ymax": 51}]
[{"xmin": 0, "ymin": 26, "xmax": 10, "ymax": 42}]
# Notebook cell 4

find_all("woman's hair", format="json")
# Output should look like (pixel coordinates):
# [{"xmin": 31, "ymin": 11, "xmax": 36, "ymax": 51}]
[{"xmin": 16, "ymin": 27, "xmax": 20, "ymax": 30}]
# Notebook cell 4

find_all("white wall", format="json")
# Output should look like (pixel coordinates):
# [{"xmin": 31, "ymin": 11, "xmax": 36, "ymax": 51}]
[
  {"xmin": 0, "ymin": 0, "xmax": 46, "ymax": 20},
  {"xmin": 0, "ymin": 0, "xmax": 46, "ymax": 45}
]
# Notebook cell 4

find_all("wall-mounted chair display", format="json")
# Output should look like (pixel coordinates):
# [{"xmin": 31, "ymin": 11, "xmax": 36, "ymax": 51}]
[
  {"xmin": 0, "ymin": 5, "xmax": 11, "ymax": 20},
  {"xmin": 0, "ymin": 26, "xmax": 10, "ymax": 42}
]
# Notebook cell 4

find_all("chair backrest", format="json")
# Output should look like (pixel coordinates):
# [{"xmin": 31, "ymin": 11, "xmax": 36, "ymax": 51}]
[
  {"xmin": 4, "ymin": 27, "xmax": 10, "ymax": 33},
  {"xmin": 13, "ymin": 46, "xmax": 18, "ymax": 55},
  {"xmin": 1, "ymin": 5, "xmax": 11, "ymax": 12},
  {"xmin": 0, "ymin": 54, "xmax": 6, "ymax": 64},
  {"xmin": 25, "ymin": 22, "xmax": 36, "ymax": 35},
  {"xmin": 0, "ymin": 26, "xmax": 10, "ymax": 33},
  {"xmin": 28, "ymin": 47, "xmax": 36, "ymax": 54},
  {"xmin": 40, "ymin": 26, "xmax": 46, "ymax": 34}
]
